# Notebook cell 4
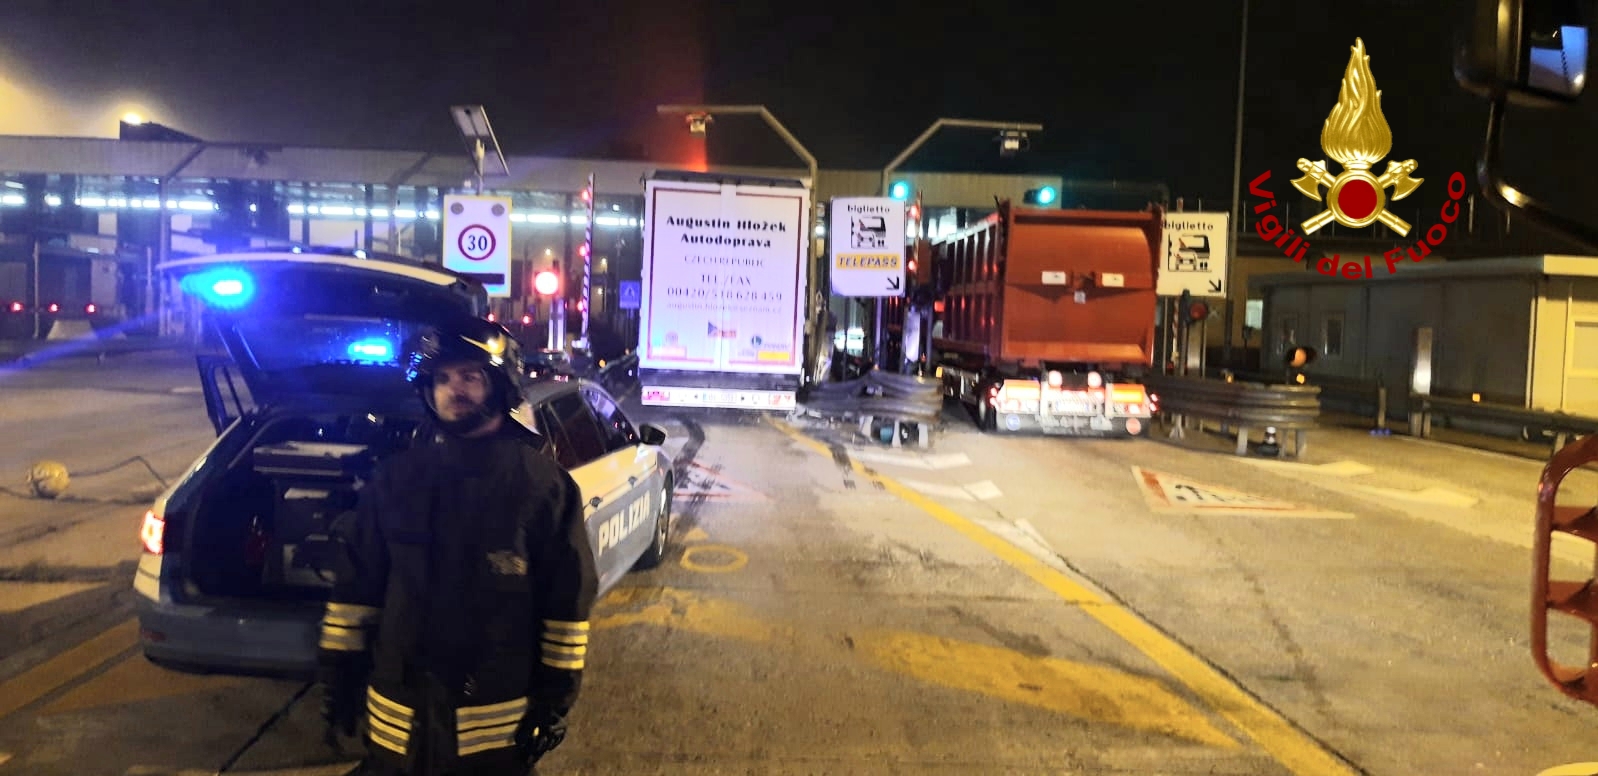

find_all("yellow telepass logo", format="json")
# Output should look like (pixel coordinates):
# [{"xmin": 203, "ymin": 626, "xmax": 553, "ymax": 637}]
[{"xmin": 834, "ymin": 254, "xmax": 901, "ymax": 271}]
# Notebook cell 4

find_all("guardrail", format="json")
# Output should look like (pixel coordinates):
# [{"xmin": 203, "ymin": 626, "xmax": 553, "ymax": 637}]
[
  {"xmin": 1410, "ymin": 393, "xmax": 1598, "ymax": 454},
  {"xmin": 1214, "ymin": 369, "xmax": 1391, "ymax": 432},
  {"xmin": 797, "ymin": 370, "xmax": 943, "ymax": 448},
  {"xmin": 1144, "ymin": 374, "xmax": 1322, "ymax": 457}
]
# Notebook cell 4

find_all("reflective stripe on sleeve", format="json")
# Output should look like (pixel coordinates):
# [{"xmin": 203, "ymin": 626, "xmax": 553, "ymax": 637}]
[
  {"xmin": 541, "ymin": 619, "xmax": 590, "ymax": 670},
  {"xmin": 320, "ymin": 603, "xmax": 381, "ymax": 652},
  {"xmin": 325, "ymin": 602, "xmax": 381, "ymax": 626},
  {"xmin": 318, "ymin": 623, "xmax": 368, "ymax": 652}
]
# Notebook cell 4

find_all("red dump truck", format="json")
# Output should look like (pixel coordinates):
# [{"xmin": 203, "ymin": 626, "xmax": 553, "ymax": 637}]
[{"xmin": 930, "ymin": 202, "xmax": 1164, "ymax": 436}]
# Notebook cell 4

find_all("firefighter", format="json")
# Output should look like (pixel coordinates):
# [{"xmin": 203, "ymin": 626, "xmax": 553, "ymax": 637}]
[{"xmin": 317, "ymin": 314, "xmax": 599, "ymax": 775}]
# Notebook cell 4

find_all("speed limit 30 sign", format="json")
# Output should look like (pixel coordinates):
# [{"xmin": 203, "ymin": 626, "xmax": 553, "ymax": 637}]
[
  {"xmin": 442, "ymin": 194, "xmax": 512, "ymax": 298},
  {"xmin": 459, "ymin": 224, "xmax": 496, "ymax": 260}
]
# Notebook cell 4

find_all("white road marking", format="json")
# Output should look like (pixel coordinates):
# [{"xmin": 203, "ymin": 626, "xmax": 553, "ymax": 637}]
[
  {"xmin": 1240, "ymin": 458, "xmax": 1480, "ymax": 508},
  {"xmin": 897, "ymin": 478, "xmax": 1003, "ymax": 502},
  {"xmin": 1133, "ymin": 467, "xmax": 1356, "ymax": 519},
  {"xmin": 1344, "ymin": 483, "xmax": 1480, "ymax": 508},
  {"xmin": 1238, "ymin": 458, "xmax": 1376, "ymax": 477},
  {"xmin": 847, "ymin": 448, "xmax": 972, "ymax": 470},
  {"xmin": 963, "ymin": 480, "xmax": 1004, "ymax": 501}
]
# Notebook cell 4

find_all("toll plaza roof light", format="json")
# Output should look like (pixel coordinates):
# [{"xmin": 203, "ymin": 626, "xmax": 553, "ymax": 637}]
[
  {"xmin": 180, "ymin": 267, "xmax": 256, "ymax": 309},
  {"xmin": 347, "ymin": 338, "xmax": 394, "ymax": 362}
]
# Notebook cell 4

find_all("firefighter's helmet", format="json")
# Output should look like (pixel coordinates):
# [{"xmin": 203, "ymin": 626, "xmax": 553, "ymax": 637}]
[{"xmin": 404, "ymin": 316, "xmax": 526, "ymax": 415}]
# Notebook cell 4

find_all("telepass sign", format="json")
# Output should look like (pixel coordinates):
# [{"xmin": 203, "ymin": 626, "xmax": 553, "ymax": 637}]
[{"xmin": 829, "ymin": 197, "xmax": 906, "ymax": 298}]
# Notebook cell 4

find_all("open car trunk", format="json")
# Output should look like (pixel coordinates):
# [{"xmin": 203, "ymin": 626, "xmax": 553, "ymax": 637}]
[
  {"xmin": 157, "ymin": 252, "xmax": 489, "ymax": 605},
  {"xmin": 184, "ymin": 405, "xmax": 426, "ymax": 604}
]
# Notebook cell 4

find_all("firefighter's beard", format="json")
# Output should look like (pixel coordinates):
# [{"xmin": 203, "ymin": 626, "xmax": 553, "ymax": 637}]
[{"xmin": 430, "ymin": 391, "xmax": 498, "ymax": 437}]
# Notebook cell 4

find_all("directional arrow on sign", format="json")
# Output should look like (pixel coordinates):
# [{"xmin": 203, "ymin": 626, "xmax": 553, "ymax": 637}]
[
  {"xmin": 1207, "ymin": 279, "xmax": 1222, "ymax": 293},
  {"xmin": 887, "ymin": 277, "xmax": 901, "ymax": 291}
]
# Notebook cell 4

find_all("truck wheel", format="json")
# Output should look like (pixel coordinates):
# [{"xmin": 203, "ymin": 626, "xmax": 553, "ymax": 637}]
[{"xmin": 976, "ymin": 398, "xmax": 997, "ymax": 432}]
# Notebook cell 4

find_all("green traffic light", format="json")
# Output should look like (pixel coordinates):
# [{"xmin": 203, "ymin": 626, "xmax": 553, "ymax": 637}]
[
  {"xmin": 890, "ymin": 181, "xmax": 911, "ymax": 200},
  {"xmin": 1036, "ymin": 186, "xmax": 1057, "ymax": 205}
]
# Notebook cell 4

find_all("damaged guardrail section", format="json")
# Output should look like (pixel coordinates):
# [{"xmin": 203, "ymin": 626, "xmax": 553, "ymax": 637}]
[{"xmin": 1143, "ymin": 374, "xmax": 1321, "ymax": 457}]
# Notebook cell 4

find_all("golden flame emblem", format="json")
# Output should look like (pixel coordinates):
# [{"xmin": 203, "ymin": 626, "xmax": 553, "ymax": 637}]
[{"xmin": 1292, "ymin": 39, "xmax": 1423, "ymax": 236}]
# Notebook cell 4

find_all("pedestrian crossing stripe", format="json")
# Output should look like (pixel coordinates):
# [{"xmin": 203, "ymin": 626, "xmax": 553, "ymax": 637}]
[{"xmin": 1132, "ymin": 467, "xmax": 1355, "ymax": 519}]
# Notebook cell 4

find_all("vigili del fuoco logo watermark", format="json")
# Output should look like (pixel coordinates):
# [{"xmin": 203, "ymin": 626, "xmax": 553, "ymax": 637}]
[{"xmin": 1249, "ymin": 38, "xmax": 1466, "ymax": 279}]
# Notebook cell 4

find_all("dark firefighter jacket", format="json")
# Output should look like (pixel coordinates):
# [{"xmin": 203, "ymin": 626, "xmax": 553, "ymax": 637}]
[{"xmin": 318, "ymin": 419, "xmax": 598, "ymax": 771}]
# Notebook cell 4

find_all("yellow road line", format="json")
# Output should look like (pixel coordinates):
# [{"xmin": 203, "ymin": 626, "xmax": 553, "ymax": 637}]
[
  {"xmin": 0, "ymin": 618, "xmax": 139, "ymax": 720},
  {"xmin": 769, "ymin": 418, "xmax": 1360, "ymax": 776}
]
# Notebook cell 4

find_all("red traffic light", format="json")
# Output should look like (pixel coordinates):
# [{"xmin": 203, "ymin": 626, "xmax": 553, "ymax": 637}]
[
  {"xmin": 1187, "ymin": 302, "xmax": 1209, "ymax": 321},
  {"xmin": 533, "ymin": 270, "xmax": 560, "ymax": 296},
  {"xmin": 1285, "ymin": 345, "xmax": 1318, "ymax": 369},
  {"xmin": 486, "ymin": 313, "xmax": 497, "ymax": 322}
]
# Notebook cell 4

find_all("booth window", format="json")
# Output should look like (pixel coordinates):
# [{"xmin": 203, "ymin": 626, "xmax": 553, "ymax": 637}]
[{"xmin": 1322, "ymin": 314, "xmax": 1344, "ymax": 358}]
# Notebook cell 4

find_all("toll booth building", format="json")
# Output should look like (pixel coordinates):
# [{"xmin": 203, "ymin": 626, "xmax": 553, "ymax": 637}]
[{"xmin": 1251, "ymin": 256, "xmax": 1598, "ymax": 419}]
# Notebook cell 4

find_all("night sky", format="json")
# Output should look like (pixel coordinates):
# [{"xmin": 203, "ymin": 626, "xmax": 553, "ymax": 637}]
[{"xmin": 1, "ymin": 0, "xmax": 1595, "ymax": 226}]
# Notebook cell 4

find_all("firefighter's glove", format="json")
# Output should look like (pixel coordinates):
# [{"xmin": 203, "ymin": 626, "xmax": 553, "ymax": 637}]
[
  {"xmin": 515, "ymin": 707, "xmax": 568, "ymax": 763},
  {"xmin": 317, "ymin": 652, "xmax": 371, "ymax": 739}
]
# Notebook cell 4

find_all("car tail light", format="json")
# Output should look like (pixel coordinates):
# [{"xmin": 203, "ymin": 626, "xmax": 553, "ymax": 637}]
[
  {"xmin": 140, "ymin": 510, "xmax": 165, "ymax": 555},
  {"xmin": 7, "ymin": 301, "xmax": 21, "ymax": 313},
  {"xmin": 85, "ymin": 303, "xmax": 97, "ymax": 314},
  {"xmin": 46, "ymin": 302, "xmax": 59, "ymax": 313}
]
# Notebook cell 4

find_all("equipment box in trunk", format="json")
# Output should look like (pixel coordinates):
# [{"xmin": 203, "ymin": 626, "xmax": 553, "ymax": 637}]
[
  {"xmin": 261, "ymin": 478, "xmax": 361, "ymax": 590},
  {"xmin": 253, "ymin": 441, "xmax": 373, "ymax": 479}
]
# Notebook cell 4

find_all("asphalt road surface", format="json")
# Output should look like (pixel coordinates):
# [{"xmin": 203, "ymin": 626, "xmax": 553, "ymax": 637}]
[{"xmin": 2, "ymin": 353, "xmax": 1597, "ymax": 775}]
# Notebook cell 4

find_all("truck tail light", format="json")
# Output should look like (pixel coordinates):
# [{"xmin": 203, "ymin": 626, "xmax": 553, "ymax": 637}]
[
  {"xmin": 47, "ymin": 302, "xmax": 60, "ymax": 313},
  {"xmin": 85, "ymin": 303, "xmax": 97, "ymax": 314},
  {"xmin": 140, "ymin": 509, "xmax": 165, "ymax": 555},
  {"xmin": 7, "ymin": 301, "xmax": 21, "ymax": 313}
]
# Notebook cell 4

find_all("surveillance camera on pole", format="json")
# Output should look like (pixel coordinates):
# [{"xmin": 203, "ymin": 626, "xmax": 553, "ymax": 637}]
[{"xmin": 685, "ymin": 112, "xmax": 713, "ymax": 136}]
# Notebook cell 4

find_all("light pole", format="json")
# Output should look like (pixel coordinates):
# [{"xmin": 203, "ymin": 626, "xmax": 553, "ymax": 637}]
[
  {"xmin": 880, "ymin": 118, "xmax": 1044, "ymax": 198},
  {"xmin": 876, "ymin": 118, "xmax": 1044, "ymax": 369},
  {"xmin": 1222, "ymin": 0, "xmax": 1249, "ymax": 367},
  {"xmin": 450, "ymin": 105, "xmax": 510, "ymax": 195},
  {"xmin": 656, "ymin": 104, "xmax": 825, "ymax": 381}
]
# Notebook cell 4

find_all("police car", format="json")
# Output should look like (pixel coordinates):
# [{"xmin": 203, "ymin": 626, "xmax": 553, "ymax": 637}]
[{"xmin": 133, "ymin": 249, "xmax": 673, "ymax": 675}]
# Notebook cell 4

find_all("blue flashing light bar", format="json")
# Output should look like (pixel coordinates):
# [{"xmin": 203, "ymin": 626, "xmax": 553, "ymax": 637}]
[
  {"xmin": 180, "ymin": 268, "xmax": 255, "ymax": 309},
  {"xmin": 347, "ymin": 339, "xmax": 394, "ymax": 362}
]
